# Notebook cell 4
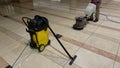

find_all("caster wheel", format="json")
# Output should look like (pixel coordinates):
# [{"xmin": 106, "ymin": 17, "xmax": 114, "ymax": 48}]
[
  {"xmin": 47, "ymin": 40, "xmax": 51, "ymax": 45},
  {"xmin": 73, "ymin": 25, "xmax": 84, "ymax": 30},
  {"xmin": 38, "ymin": 45, "xmax": 45, "ymax": 52},
  {"xmin": 30, "ymin": 42, "xmax": 36, "ymax": 48}
]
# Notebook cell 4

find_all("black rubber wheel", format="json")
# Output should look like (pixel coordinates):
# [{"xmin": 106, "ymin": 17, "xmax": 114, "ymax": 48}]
[
  {"xmin": 38, "ymin": 44, "xmax": 45, "ymax": 52},
  {"xmin": 6, "ymin": 65, "xmax": 13, "ymax": 68},
  {"xmin": 73, "ymin": 24, "xmax": 84, "ymax": 30},
  {"xmin": 30, "ymin": 42, "xmax": 36, "ymax": 48},
  {"xmin": 47, "ymin": 40, "xmax": 51, "ymax": 45}
]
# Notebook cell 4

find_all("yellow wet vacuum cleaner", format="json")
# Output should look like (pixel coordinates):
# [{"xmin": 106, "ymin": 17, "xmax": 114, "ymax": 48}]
[
  {"xmin": 22, "ymin": 15, "xmax": 50, "ymax": 52},
  {"xmin": 22, "ymin": 15, "xmax": 77, "ymax": 65}
]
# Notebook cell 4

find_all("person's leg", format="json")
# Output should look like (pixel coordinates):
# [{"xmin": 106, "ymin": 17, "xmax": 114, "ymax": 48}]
[
  {"xmin": 87, "ymin": 13, "xmax": 94, "ymax": 21},
  {"xmin": 94, "ymin": 0, "xmax": 101, "ymax": 22}
]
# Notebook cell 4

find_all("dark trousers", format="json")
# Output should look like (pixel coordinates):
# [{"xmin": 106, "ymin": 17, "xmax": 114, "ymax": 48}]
[
  {"xmin": 95, "ymin": 0, "xmax": 102, "ymax": 20},
  {"xmin": 89, "ymin": 0, "xmax": 102, "ymax": 20}
]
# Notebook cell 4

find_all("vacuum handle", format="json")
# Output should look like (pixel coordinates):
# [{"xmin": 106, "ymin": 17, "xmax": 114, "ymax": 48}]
[
  {"xmin": 22, "ymin": 17, "xmax": 32, "ymax": 27},
  {"xmin": 48, "ymin": 25, "xmax": 73, "ymax": 59}
]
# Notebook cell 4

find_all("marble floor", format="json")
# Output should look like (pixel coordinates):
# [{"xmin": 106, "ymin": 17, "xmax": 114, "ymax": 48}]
[{"xmin": 0, "ymin": 0, "xmax": 120, "ymax": 68}]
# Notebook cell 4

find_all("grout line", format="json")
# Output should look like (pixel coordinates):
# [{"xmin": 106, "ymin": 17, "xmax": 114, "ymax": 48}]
[
  {"xmin": 4, "ymin": 8, "xmax": 120, "ymax": 44},
  {"xmin": 14, "ymin": 5, "xmax": 120, "ymax": 32},
  {"xmin": 0, "ymin": 20, "xmax": 68, "ymax": 67},
  {"xmin": 15, "ymin": 3, "xmax": 120, "ymax": 18},
  {"xmin": 61, "ymin": 36, "xmax": 117, "ymax": 62},
  {"xmin": 113, "ymin": 42, "xmax": 120, "ymax": 68},
  {"xmin": 61, "ymin": 19, "xmax": 102, "ymax": 57},
  {"xmin": 40, "ymin": 49, "xmax": 69, "ymax": 67},
  {"xmin": 1, "ymin": 2, "xmax": 120, "ymax": 67},
  {"xmin": 50, "ymin": 20, "xmax": 120, "ymax": 43},
  {"xmin": 70, "ymin": 19, "xmax": 101, "ymax": 59},
  {"xmin": 1, "ymin": 10, "xmax": 120, "ymax": 63}
]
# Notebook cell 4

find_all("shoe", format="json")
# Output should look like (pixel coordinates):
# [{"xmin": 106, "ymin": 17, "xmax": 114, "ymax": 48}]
[
  {"xmin": 87, "ymin": 18, "xmax": 93, "ymax": 21},
  {"xmin": 93, "ymin": 18, "xmax": 98, "ymax": 22}
]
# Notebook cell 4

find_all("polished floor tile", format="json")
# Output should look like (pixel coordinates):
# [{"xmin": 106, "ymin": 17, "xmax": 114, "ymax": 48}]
[
  {"xmin": 0, "ymin": 19, "xmax": 27, "ymax": 39},
  {"xmin": 95, "ymin": 27, "xmax": 120, "ymax": 41},
  {"xmin": 0, "ymin": 32, "xmax": 31, "ymax": 65},
  {"xmin": 85, "ymin": 33, "xmax": 119, "ymax": 55},
  {"xmin": 75, "ymin": 48, "xmax": 114, "ymax": 68},
  {"xmin": 101, "ymin": 19, "xmax": 120, "ymax": 30},
  {"xmin": 46, "ymin": 39, "xmax": 80, "ymax": 58},
  {"xmin": 16, "ymin": 53, "xmax": 62, "ymax": 68},
  {"xmin": 117, "ymin": 46, "xmax": 120, "ymax": 57},
  {"xmin": 114, "ymin": 62, "xmax": 120, "ymax": 68},
  {"xmin": 52, "ymin": 19, "xmax": 98, "ymax": 43}
]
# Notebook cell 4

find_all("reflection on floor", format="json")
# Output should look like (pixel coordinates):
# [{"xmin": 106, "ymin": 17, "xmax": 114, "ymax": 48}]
[{"xmin": 0, "ymin": 0, "xmax": 120, "ymax": 68}]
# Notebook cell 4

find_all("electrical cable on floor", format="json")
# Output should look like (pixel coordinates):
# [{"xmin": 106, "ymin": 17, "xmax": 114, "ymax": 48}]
[
  {"xmin": 12, "ymin": 43, "xmax": 29, "ymax": 67},
  {"xmin": 100, "ymin": 13, "xmax": 120, "ymax": 24},
  {"xmin": 106, "ymin": 16, "xmax": 120, "ymax": 23}
]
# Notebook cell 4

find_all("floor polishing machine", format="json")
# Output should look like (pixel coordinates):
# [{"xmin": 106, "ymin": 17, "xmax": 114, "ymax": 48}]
[{"xmin": 73, "ymin": 2, "xmax": 96, "ymax": 30}]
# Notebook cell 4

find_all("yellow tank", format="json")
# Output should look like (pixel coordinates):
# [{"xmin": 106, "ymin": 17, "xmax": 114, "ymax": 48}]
[{"xmin": 32, "ymin": 28, "xmax": 49, "ymax": 47}]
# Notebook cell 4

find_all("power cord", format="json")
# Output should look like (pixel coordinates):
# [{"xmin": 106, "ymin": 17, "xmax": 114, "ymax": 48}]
[{"xmin": 100, "ymin": 13, "xmax": 120, "ymax": 24}]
